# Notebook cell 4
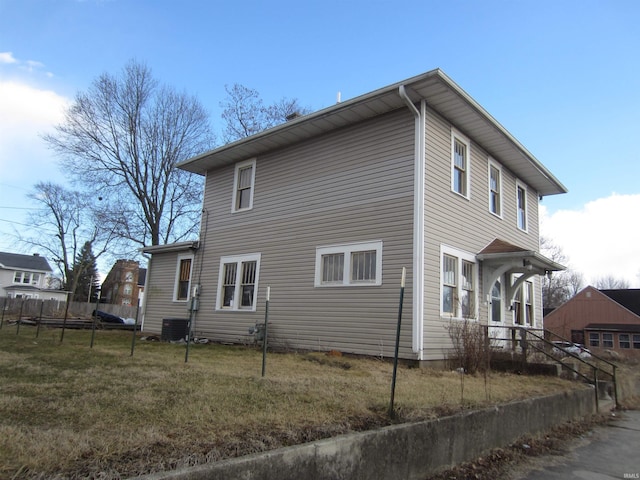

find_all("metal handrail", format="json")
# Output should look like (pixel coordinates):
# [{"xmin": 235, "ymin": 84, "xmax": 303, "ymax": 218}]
[
  {"xmin": 485, "ymin": 324, "xmax": 619, "ymax": 409},
  {"xmin": 521, "ymin": 327, "xmax": 618, "ymax": 408}
]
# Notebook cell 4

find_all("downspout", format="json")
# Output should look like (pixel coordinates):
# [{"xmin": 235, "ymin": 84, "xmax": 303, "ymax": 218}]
[{"xmin": 399, "ymin": 85, "xmax": 425, "ymax": 360}]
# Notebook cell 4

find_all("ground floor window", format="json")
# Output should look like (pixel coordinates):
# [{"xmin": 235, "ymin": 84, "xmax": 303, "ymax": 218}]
[
  {"xmin": 589, "ymin": 332, "xmax": 600, "ymax": 347},
  {"xmin": 174, "ymin": 255, "xmax": 193, "ymax": 302},
  {"xmin": 315, "ymin": 241, "xmax": 382, "ymax": 287},
  {"xmin": 440, "ymin": 245, "xmax": 477, "ymax": 319},
  {"xmin": 490, "ymin": 280, "xmax": 502, "ymax": 323},
  {"xmin": 602, "ymin": 333, "xmax": 614, "ymax": 348},
  {"xmin": 216, "ymin": 253, "xmax": 261, "ymax": 311},
  {"xmin": 512, "ymin": 278, "xmax": 533, "ymax": 326},
  {"xmin": 619, "ymin": 333, "xmax": 630, "ymax": 349},
  {"xmin": 633, "ymin": 334, "xmax": 640, "ymax": 349}
]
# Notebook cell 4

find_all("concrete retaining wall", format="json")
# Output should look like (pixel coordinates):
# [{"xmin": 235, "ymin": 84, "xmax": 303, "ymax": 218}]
[{"xmin": 134, "ymin": 388, "xmax": 595, "ymax": 480}]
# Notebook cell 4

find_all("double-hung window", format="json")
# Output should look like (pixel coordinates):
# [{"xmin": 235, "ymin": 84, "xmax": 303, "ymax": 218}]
[
  {"xmin": 488, "ymin": 161, "xmax": 502, "ymax": 217},
  {"xmin": 490, "ymin": 280, "xmax": 502, "ymax": 323},
  {"xmin": 589, "ymin": 332, "xmax": 600, "ymax": 347},
  {"xmin": 451, "ymin": 130, "xmax": 470, "ymax": 198},
  {"xmin": 633, "ymin": 334, "xmax": 640, "ymax": 349},
  {"xmin": 441, "ymin": 246, "xmax": 476, "ymax": 319},
  {"xmin": 232, "ymin": 159, "xmax": 256, "ymax": 212},
  {"xmin": 619, "ymin": 333, "xmax": 630, "ymax": 349},
  {"xmin": 13, "ymin": 272, "xmax": 40, "ymax": 285},
  {"xmin": 516, "ymin": 182, "xmax": 528, "ymax": 231},
  {"xmin": 174, "ymin": 255, "xmax": 193, "ymax": 301},
  {"xmin": 217, "ymin": 253, "xmax": 261, "ymax": 311},
  {"xmin": 442, "ymin": 255, "xmax": 457, "ymax": 315},
  {"xmin": 315, "ymin": 241, "xmax": 382, "ymax": 287},
  {"xmin": 602, "ymin": 333, "xmax": 614, "ymax": 348},
  {"xmin": 512, "ymin": 277, "xmax": 534, "ymax": 326},
  {"xmin": 460, "ymin": 260, "xmax": 475, "ymax": 318}
]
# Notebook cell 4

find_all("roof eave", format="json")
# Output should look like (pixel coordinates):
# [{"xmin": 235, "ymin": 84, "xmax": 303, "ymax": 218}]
[
  {"xmin": 178, "ymin": 69, "xmax": 567, "ymax": 196},
  {"xmin": 141, "ymin": 241, "xmax": 199, "ymax": 255}
]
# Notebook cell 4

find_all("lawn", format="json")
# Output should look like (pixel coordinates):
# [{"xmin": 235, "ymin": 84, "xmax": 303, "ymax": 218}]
[{"xmin": 0, "ymin": 325, "xmax": 581, "ymax": 479}]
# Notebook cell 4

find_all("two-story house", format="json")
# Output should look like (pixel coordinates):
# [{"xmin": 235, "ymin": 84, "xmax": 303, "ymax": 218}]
[
  {"xmin": 0, "ymin": 251, "xmax": 67, "ymax": 301},
  {"xmin": 141, "ymin": 69, "xmax": 567, "ymax": 364}
]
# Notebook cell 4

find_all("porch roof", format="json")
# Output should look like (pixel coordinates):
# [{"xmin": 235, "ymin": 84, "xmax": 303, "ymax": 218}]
[{"xmin": 476, "ymin": 239, "xmax": 565, "ymax": 274}]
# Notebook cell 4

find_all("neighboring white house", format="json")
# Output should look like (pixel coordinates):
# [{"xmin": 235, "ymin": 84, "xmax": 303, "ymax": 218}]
[
  {"xmin": 141, "ymin": 68, "xmax": 567, "ymax": 365},
  {"xmin": 0, "ymin": 251, "xmax": 68, "ymax": 301}
]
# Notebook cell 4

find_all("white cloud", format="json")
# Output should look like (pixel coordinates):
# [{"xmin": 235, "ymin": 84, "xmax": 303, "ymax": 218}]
[
  {"xmin": 540, "ymin": 194, "xmax": 640, "ymax": 287},
  {"xmin": 0, "ymin": 52, "xmax": 52, "ymax": 76},
  {"xmin": 0, "ymin": 52, "xmax": 18, "ymax": 64},
  {"xmin": 0, "ymin": 80, "xmax": 68, "ymax": 126},
  {"xmin": 0, "ymin": 80, "xmax": 69, "ymax": 180}
]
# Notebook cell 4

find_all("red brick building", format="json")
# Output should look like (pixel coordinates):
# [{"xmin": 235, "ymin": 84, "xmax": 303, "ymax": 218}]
[
  {"xmin": 101, "ymin": 260, "xmax": 146, "ymax": 307},
  {"xmin": 544, "ymin": 286, "xmax": 640, "ymax": 358}
]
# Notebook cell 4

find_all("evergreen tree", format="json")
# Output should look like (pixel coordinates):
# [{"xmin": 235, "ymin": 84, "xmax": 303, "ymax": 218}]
[{"xmin": 72, "ymin": 242, "xmax": 99, "ymax": 302}]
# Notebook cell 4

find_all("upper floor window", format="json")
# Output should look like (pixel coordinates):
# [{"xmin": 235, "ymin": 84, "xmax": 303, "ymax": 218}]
[
  {"xmin": 232, "ymin": 159, "xmax": 256, "ymax": 212},
  {"xmin": 216, "ymin": 253, "xmax": 261, "ymax": 311},
  {"xmin": 13, "ymin": 272, "xmax": 41, "ymax": 285},
  {"xmin": 451, "ymin": 130, "xmax": 470, "ymax": 198},
  {"xmin": 441, "ymin": 245, "xmax": 476, "ymax": 319},
  {"xmin": 174, "ymin": 255, "xmax": 193, "ymax": 302},
  {"xmin": 315, "ymin": 241, "xmax": 382, "ymax": 287},
  {"xmin": 488, "ymin": 161, "xmax": 502, "ymax": 217},
  {"xmin": 516, "ymin": 182, "xmax": 528, "ymax": 231}
]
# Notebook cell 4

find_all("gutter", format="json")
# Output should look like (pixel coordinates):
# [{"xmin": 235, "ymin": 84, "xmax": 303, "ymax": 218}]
[{"xmin": 398, "ymin": 85, "xmax": 425, "ymax": 360}]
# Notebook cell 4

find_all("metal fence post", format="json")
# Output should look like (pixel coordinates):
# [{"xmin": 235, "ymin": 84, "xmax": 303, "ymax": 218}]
[
  {"xmin": 261, "ymin": 287, "xmax": 271, "ymax": 378},
  {"xmin": 389, "ymin": 267, "xmax": 406, "ymax": 419}
]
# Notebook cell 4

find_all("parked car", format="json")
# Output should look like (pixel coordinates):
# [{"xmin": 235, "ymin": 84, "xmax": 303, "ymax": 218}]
[{"xmin": 551, "ymin": 341, "xmax": 592, "ymax": 359}]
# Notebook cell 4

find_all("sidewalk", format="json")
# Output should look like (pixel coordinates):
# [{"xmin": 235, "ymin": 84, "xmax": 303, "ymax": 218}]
[{"xmin": 515, "ymin": 409, "xmax": 640, "ymax": 479}]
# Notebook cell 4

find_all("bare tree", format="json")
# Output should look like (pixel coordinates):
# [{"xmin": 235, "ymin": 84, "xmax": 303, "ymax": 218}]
[
  {"xmin": 594, "ymin": 275, "xmax": 630, "ymax": 289},
  {"xmin": 21, "ymin": 182, "xmax": 117, "ymax": 298},
  {"xmin": 43, "ymin": 60, "xmax": 214, "ymax": 249},
  {"xmin": 566, "ymin": 270, "xmax": 585, "ymax": 296},
  {"xmin": 220, "ymin": 83, "xmax": 311, "ymax": 143},
  {"xmin": 540, "ymin": 237, "xmax": 584, "ymax": 309}
]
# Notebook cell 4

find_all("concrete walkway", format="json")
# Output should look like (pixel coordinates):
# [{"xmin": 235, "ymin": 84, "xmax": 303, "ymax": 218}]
[{"xmin": 514, "ymin": 409, "xmax": 640, "ymax": 480}]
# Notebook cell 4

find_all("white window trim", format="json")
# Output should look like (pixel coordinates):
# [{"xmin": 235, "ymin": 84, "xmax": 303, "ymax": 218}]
[
  {"xmin": 314, "ymin": 241, "xmax": 383, "ymax": 287},
  {"xmin": 510, "ymin": 274, "xmax": 535, "ymax": 327},
  {"xmin": 516, "ymin": 180, "xmax": 528, "ymax": 232},
  {"xmin": 439, "ymin": 244, "xmax": 478, "ymax": 319},
  {"xmin": 13, "ymin": 271, "xmax": 40, "ymax": 285},
  {"xmin": 216, "ymin": 253, "xmax": 262, "ymax": 311},
  {"xmin": 450, "ymin": 128, "xmax": 471, "ymax": 199},
  {"xmin": 490, "ymin": 277, "xmax": 504, "ymax": 324},
  {"xmin": 231, "ymin": 158, "xmax": 256, "ymax": 213},
  {"xmin": 173, "ymin": 253, "xmax": 194, "ymax": 302},
  {"xmin": 488, "ymin": 158, "xmax": 503, "ymax": 218}
]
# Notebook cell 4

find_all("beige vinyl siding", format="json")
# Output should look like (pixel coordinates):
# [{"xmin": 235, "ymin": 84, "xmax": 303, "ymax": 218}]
[
  {"xmin": 422, "ymin": 108, "xmax": 541, "ymax": 360},
  {"xmin": 142, "ymin": 252, "xmax": 192, "ymax": 333},
  {"xmin": 178, "ymin": 109, "xmax": 417, "ymax": 358}
]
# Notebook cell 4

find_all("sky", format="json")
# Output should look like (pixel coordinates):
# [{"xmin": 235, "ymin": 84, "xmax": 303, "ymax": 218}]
[{"xmin": 0, "ymin": 0, "xmax": 639, "ymax": 286}]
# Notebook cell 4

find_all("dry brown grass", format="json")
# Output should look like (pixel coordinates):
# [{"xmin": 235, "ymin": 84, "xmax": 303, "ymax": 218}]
[{"xmin": 0, "ymin": 326, "xmax": 583, "ymax": 479}]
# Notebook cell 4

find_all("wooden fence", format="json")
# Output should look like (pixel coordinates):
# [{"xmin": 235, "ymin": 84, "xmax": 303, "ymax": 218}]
[{"xmin": 0, "ymin": 297, "xmax": 139, "ymax": 320}]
